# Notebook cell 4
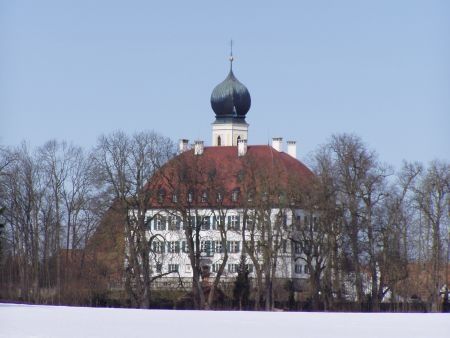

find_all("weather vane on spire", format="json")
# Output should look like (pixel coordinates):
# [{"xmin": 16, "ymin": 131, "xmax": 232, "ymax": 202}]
[{"xmin": 229, "ymin": 39, "xmax": 234, "ymax": 71}]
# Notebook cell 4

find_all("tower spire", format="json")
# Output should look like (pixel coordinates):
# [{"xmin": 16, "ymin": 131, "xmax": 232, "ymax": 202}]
[{"xmin": 229, "ymin": 39, "xmax": 234, "ymax": 71}]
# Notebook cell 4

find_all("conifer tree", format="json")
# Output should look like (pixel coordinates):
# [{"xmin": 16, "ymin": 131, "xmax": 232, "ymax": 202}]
[{"xmin": 233, "ymin": 255, "xmax": 250, "ymax": 310}]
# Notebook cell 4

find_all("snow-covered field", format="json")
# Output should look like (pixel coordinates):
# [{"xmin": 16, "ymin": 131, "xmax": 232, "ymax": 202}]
[{"xmin": 1, "ymin": 303, "xmax": 449, "ymax": 338}]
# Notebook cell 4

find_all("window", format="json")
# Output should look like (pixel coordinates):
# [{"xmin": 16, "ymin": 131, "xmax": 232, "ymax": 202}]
[
  {"xmin": 156, "ymin": 262, "xmax": 162, "ymax": 273},
  {"xmin": 282, "ymin": 239, "xmax": 288, "ymax": 253},
  {"xmin": 212, "ymin": 216, "xmax": 225, "ymax": 230},
  {"xmin": 217, "ymin": 136, "xmax": 221, "ymax": 146},
  {"xmin": 200, "ymin": 240, "xmax": 213, "ymax": 256},
  {"xmin": 168, "ymin": 264, "xmax": 179, "ymax": 272},
  {"xmin": 168, "ymin": 215, "xmax": 181, "ymax": 230},
  {"xmin": 245, "ymin": 214, "xmax": 254, "ymax": 228},
  {"xmin": 181, "ymin": 241, "xmax": 190, "ymax": 253},
  {"xmin": 212, "ymin": 263, "xmax": 222, "ymax": 273},
  {"xmin": 199, "ymin": 216, "xmax": 210, "ymax": 230},
  {"xmin": 231, "ymin": 189, "xmax": 240, "ymax": 202},
  {"xmin": 227, "ymin": 215, "xmax": 240, "ymax": 230},
  {"xmin": 152, "ymin": 241, "xmax": 164, "ymax": 253},
  {"xmin": 201, "ymin": 191, "xmax": 208, "ymax": 203},
  {"xmin": 167, "ymin": 241, "xmax": 180, "ymax": 253},
  {"xmin": 304, "ymin": 265, "xmax": 310, "ymax": 274},
  {"xmin": 154, "ymin": 215, "xmax": 166, "ymax": 230},
  {"xmin": 187, "ymin": 216, "xmax": 196, "ymax": 229},
  {"xmin": 172, "ymin": 194, "xmax": 178, "ymax": 203},
  {"xmin": 227, "ymin": 241, "xmax": 240, "ymax": 253},
  {"xmin": 185, "ymin": 264, "xmax": 192, "ymax": 273},
  {"xmin": 295, "ymin": 264, "xmax": 303, "ymax": 274},
  {"xmin": 214, "ymin": 240, "xmax": 223, "ymax": 253},
  {"xmin": 228, "ymin": 264, "xmax": 239, "ymax": 273},
  {"xmin": 304, "ymin": 215, "xmax": 309, "ymax": 226},
  {"xmin": 294, "ymin": 242, "xmax": 302, "ymax": 254}
]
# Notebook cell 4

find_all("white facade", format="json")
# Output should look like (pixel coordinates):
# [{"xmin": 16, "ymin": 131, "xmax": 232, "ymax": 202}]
[
  {"xmin": 144, "ymin": 208, "xmax": 311, "ymax": 281},
  {"xmin": 211, "ymin": 120, "xmax": 249, "ymax": 146}
]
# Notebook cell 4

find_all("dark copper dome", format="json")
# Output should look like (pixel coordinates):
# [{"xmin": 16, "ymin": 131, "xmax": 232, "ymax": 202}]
[{"xmin": 210, "ymin": 69, "xmax": 251, "ymax": 120}]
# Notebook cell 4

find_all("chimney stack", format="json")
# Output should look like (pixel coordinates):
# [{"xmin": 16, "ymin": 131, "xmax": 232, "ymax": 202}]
[
  {"xmin": 237, "ymin": 139, "xmax": 248, "ymax": 157},
  {"xmin": 194, "ymin": 140, "xmax": 204, "ymax": 155},
  {"xmin": 287, "ymin": 141, "xmax": 297, "ymax": 159},
  {"xmin": 272, "ymin": 137, "xmax": 283, "ymax": 152},
  {"xmin": 179, "ymin": 139, "xmax": 189, "ymax": 153}
]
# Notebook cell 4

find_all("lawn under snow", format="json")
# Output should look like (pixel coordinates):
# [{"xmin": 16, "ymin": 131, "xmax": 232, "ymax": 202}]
[{"xmin": 1, "ymin": 303, "xmax": 449, "ymax": 338}]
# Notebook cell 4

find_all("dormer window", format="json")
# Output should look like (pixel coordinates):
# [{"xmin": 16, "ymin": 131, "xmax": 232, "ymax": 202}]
[
  {"xmin": 201, "ymin": 191, "xmax": 208, "ymax": 203},
  {"xmin": 187, "ymin": 191, "xmax": 194, "ymax": 203},
  {"xmin": 231, "ymin": 189, "xmax": 240, "ymax": 202},
  {"xmin": 157, "ymin": 188, "xmax": 165, "ymax": 203},
  {"xmin": 247, "ymin": 191, "xmax": 254, "ymax": 202},
  {"xmin": 216, "ymin": 192, "xmax": 223, "ymax": 203}
]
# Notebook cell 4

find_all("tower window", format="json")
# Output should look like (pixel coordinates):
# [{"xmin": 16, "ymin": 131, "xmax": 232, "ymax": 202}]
[{"xmin": 217, "ymin": 136, "xmax": 221, "ymax": 146}]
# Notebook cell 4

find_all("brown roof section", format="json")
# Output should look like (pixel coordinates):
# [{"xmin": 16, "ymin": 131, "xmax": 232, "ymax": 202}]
[{"xmin": 148, "ymin": 145, "xmax": 314, "ymax": 208}]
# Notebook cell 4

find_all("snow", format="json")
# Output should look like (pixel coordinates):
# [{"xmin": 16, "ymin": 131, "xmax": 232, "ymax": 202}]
[{"xmin": 0, "ymin": 303, "xmax": 449, "ymax": 338}]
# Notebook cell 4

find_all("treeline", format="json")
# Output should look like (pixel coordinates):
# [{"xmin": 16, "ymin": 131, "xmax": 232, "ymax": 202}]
[
  {"xmin": 0, "ymin": 132, "xmax": 448, "ymax": 311},
  {"xmin": 0, "ymin": 140, "xmax": 104, "ymax": 304}
]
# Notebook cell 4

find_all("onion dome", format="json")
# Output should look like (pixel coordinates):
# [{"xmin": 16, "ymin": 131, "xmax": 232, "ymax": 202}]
[{"xmin": 210, "ymin": 53, "xmax": 251, "ymax": 120}]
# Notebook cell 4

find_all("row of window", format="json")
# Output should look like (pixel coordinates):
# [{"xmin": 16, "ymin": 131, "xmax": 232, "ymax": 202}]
[
  {"xmin": 154, "ymin": 239, "xmax": 308, "ymax": 256},
  {"xmin": 148, "ymin": 215, "xmax": 241, "ymax": 231},
  {"xmin": 147, "ymin": 214, "xmax": 320, "ymax": 232},
  {"xmin": 152, "ymin": 240, "xmax": 241, "ymax": 254},
  {"xmin": 294, "ymin": 264, "xmax": 310, "ymax": 274},
  {"xmin": 158, "ymin": 189, "xmax": 242, "ymax": 204},
  {"xmin": 156, "ymin": 263, "xmax": 254, "ymax": 274}
]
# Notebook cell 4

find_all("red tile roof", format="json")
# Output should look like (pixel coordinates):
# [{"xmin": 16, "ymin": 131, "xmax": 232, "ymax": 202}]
[{"xmin": 147, "ymin": 145, "xmax": 314, "ymax": 208}]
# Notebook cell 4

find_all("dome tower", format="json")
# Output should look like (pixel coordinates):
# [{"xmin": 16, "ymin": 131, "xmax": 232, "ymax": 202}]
[{"xmin": 210, "ymin": 43, "xmax": 251, "ymax": 146}]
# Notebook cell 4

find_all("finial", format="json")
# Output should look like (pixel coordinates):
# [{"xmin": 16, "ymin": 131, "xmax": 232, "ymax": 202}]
[{"xmin": 229, "ymin": 39, "xmax": 234, "ymax": 71}]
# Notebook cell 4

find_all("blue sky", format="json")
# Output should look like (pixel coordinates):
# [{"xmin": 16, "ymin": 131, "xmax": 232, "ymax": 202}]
[{"xmin": 1, "ymin": 0, "xmax": 449, "ymax": 169}]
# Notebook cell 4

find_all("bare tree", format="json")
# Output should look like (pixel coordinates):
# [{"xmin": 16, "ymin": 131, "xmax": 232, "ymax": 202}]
[
  {"xmin": 411, "ymin": 160, "xmax": 449, "ymax": 311},
  {"xmin": 312, "ymin": 134, "xmax": 391, "ymax": 310},
  {"xmin": 91, "ymin": 130, "xmax": 175, "ymax": 308},
  {"xmin": 0, "ymin": 143, "xmax": 47, "ymax": 302},
  {"xmin": 238, "ymin": 151, "xmax": 298, "ymax": 311},
  {"xmin": 153, "ymin": 150, "xmax": 233, "ymax": 310}
]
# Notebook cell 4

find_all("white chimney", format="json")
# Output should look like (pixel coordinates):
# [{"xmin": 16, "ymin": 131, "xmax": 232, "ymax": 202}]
[
  {"xmin": 194, "ymin": 140, "xmax": 204, "ymax": 155},
  {"xmin": 287, "ymin": 141, "xmax": 297, "ymax": 159},
  {"xmin": 237, "ymin": 139, "xmax": 248, "ymax": 157},
  {"xmin": 272, "ymin": 137, "xmax": 283, "ymax": 152},
  {"xmin": 179, "ymin": 139, "xmax": 189, "ymax": 153}
]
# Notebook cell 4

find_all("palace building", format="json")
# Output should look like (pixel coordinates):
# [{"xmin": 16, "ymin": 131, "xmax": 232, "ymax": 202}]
[{"xmin": 139, "ymin": 52, "xmax": 315, "ymax": 290}]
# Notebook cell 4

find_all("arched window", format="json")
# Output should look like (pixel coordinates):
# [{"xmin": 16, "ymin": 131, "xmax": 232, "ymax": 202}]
[{"xmin": 217, "ymin": 136, "xmax": 221, "ymax": 146}]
